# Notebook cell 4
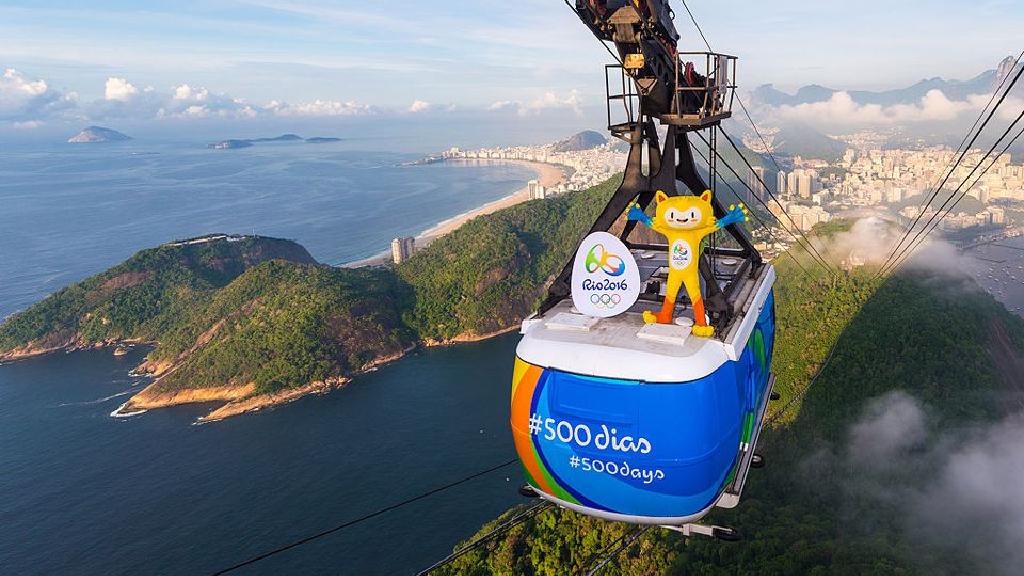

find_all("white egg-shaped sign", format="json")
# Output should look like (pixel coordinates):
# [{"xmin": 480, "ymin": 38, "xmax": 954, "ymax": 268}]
[{"xmin": 571, "ymin": 232, "xmax": 641, "ymax": 318}]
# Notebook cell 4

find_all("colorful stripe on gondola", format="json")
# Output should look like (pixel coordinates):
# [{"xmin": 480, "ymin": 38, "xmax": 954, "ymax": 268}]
[{"xmin": 511, "ymin": 359, "xmax": 583, "ymax": 506}]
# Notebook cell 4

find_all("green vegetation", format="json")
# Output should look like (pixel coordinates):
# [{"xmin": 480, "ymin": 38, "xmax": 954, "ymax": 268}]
[
  {"xmin": 0, "ymin": 236, "xmax": 315, "ymax": 353},
  {"xmin": 0, "ymin": 179, "xmax": 619, "ymax": 401},
  {"xmin": 150, "ymin": 262, "xmax": 413, "ymax": 395},
  {"xmin": 397, "ymin": 178, "xmax": 618, "ymax": 341},
  {"xmin": 436, "ymin": 248, "xmax": 1024, "ymax": 575}
]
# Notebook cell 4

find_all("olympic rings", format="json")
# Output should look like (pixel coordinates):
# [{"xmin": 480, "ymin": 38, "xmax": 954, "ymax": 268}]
[{"xmin": 589, "ymin": 293, "xmax": 623, "ymax": 309}]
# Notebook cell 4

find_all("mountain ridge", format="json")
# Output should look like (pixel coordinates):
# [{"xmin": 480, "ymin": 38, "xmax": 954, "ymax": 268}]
[{"xmin": 751, "ymin": 56, "xmax": 1019, "ymax": 107}]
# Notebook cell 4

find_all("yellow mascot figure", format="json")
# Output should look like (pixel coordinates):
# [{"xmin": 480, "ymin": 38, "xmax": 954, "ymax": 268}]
[{"xmin": 627, "ymin": 190, "xmax": 748, "ymax": 337}]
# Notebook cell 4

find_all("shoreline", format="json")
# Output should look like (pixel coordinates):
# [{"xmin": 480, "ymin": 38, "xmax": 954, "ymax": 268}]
[
  {"xmin": 5, "ymin": 159, "xmax": 568, "ymax": 423},
  {"xmin": 343, "ymin": 159, "xmax": 566, "ymax": 268},
  {"xmin": 108, "ymin": 327, "xmax": 522, "ymax": 423}
]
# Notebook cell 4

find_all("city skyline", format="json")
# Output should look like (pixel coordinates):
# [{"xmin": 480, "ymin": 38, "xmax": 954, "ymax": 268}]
[{"xmin": 447, "ymin": 130, "xmax": 1024, "ymax": 245}]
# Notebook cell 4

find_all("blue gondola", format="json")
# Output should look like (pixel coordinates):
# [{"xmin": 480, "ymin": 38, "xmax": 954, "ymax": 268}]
[
  {"xmin": 511, "ymin": 0, "xmax": 778, "ymax": 537},
  {"xmin": 512, "ymin": 262, "xmax": 775, "ymax": 528}
]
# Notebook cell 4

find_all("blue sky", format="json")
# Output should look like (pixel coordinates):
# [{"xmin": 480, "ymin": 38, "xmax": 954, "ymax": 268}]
[{"xmin": 0, "ymin": 0, "xmax": 1021, "ymax": 131}]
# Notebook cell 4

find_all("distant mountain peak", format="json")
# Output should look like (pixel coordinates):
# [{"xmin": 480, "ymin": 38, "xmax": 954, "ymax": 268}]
[
  {"xmin": 997, "ymin": 55, "xmax": 1018, "ymax": 87},
  {"xmin": 67, "ymin": 126, "xmax": 132, "ymax": 144},
  {"xmin": 552, "ymin": 130, "xmax": 607, "ymax": 152}
]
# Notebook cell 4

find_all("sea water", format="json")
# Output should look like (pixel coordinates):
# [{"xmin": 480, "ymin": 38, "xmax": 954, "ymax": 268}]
[
  {"xmin": 0, "ymin": 139, "xmax": 533, "ymax": 574},
  {"xmin": 963, "ymin": 235, "xmax": 1024, "ymax": 317},
  {"xmin": 0, "ymin": 341, "xmax": 523, "ymax": 575},
  {"xmin": 0, "ymin": 140, "xmax": 536, "ymax": 318}
]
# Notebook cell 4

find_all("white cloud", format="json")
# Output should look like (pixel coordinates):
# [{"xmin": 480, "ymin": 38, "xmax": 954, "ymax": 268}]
[
  {"xmin": 237, "ymin": 105, "xmax": 258, "ymax": 119},
  {"xmin": 3, "ymin": 68, "xmax": 47, "ymax": 96},
  {"xmin": 907, "ymin": 415, "xmax": 1024, "ymax": 576},
  {"xmin": 769, "ymin": 89, "xmax": 1023, "ymax": 127},
  {"xmin": 104, "ymin": 77, "xmax": 138, "ymax": 101},
  {"xmin": 172, "ymin": 84, "xmax": 209, "ymax": 101},
  {"xmin": 529, "ymin": 90, "xmax": 582, "ymax": 115},
  {"xmin": 2, "ymin": 70, "xmax": 388, "ymax": 124},
  {"xmin": 489, "ymin": 90, "xmax": 582, "ymax": 117},
  {"xmin": 807, "ymin": 390, "xmax": 1024, "ymax": 575},
  {"xmin": 267, "ymin": 98, "xmax": 375, "ymax": 117},
  {"xmin": 0, "ymin": 68, "xmax": 78, "ymax": 123},
  {"xmin": 821, "ymin": 217, "xmax": 901, "ymax": 266},
  {"xmin": 156, "ymin": 98, "xmax": 260, "ymax": 120},
  {"xmin": 487, "ymin": 100, "xmax": 518, "ymax": 112},
  {"xmin": 847, "ymin": 391, "xmax": 928, "ymax": 469},
  {"xmin": 182, "ymin": 104, "xmax": 210, "ymax": 118},
  {"xmin": 408, "ymin": 100, "xmax": 432, "ymax": 113}
]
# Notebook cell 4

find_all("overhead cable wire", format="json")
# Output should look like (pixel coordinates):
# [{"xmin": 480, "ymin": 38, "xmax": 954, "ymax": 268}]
[
  {"xmin": 915, "ymin": 50, "xmax": 1024, "ymax": 215},
  {"xmin": 906, "ymin": 123, "xmax": 1024, "ymax": 262},
  {"xmin": 209, "ymin": 457, "xmax": 520, "ymax": 575},
  {"xmin": 717, "ymin": 127, "xmax": 838, "ymax": 276},
  {"xmin": 676, "ymin": 0, "xmax": 835, "ymax": 275},
  {"xmin": 690, "ymin": 138, "xmax": 814, "ymax": 278},
  {"xmin": 677, "ymin": 0, "xmax": 713, "ymax": 52},
  {"xmin": 886, "ymin": 113, "xmax": 1024, "ymax": 275},
  {"xmin": 735, "ymin": 95, "xmax": 785, "ymax": 171},
  {"xmin": 581, "ymin": 526, "xmax": 651, "ymax": 576},
  {"xmin": 881, "ymin": 102, "xmax": 1024, "ymax": 275},
  {"xmin": 676, "ymin": 0, "xmax": 787, "ymax": 175},
  {"xmin": 562, "ymin": 0, "xmax": 624, "ymax": 65},
  {"xmin": 879, "ymin": 60, "xmax": 1024, "ymax": 273},
  {"xmin": 764, "ymin": 328, "xmax": 843, "ymax": 428},
  {"xmin": 695, "ymin": 130, "xmax": 834, "ymax": 276},
  {"xmin": 416, "ymin": 501, "xmax": 553, "ymax": 575},
  {"xmin": 694, "ymin": 131, "xmax": 786, "ymax": 229},
  {"xmin": 690, "ymin": 140, "xmax": 780, "ymax": 233}
]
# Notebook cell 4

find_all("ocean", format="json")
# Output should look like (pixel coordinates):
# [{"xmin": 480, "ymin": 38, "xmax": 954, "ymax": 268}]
[
  {"xmin": 0, "ymin": 139, "xmax": 536, "ymax": 318},
  {"xmin": 963, "ymin": 236, "xmax": 1024, "ymax": 317},
  {"xmin": 0, "ymin": 139, "xmax": 534, "ymax": 575}
]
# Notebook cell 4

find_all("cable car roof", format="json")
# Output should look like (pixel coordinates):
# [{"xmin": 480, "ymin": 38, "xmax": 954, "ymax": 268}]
[{"xmin": 519, "ymin": 265, "xmax": 775, "ymax": 383}]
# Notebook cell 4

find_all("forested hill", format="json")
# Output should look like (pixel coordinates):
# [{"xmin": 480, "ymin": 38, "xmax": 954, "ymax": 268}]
[
  {"xmin": 0, "ymin": 180, "xmax": 618, "ymax": 420},
  {"xmin": 436, "ymin": 255, "xmax": 1024, "ymax": 575},
  {"xmin": 0, "ymin": 235, "xmax": 316, "ymax": 360}
]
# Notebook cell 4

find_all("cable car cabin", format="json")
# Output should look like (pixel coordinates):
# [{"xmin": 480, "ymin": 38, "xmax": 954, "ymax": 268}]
[
  {"xmin": 516, "ymin": 0, "xmax": 774, "ymax": 533},
  {"xmin": 511, "ymin": 251, "xmax": 776, "ymax": 527}
]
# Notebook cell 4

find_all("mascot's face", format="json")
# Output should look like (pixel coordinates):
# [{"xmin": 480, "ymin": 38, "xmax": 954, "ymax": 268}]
[{"xmin": 655, "ymin": 190, "xmax": 715, "ymax": 230}]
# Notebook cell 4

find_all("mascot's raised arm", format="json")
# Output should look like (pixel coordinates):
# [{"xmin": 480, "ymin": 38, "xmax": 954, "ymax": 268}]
[{"xmin": 628, "ymin": 190, "xmax": 749, "ymax": 337}]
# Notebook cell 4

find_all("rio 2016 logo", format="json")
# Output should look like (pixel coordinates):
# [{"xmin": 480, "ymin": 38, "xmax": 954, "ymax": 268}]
[
  {"xmin": 585, "ymin": 244, "xmax": 626, "ymax": 277},
  {"xmin": 572, "ymin": 232, "xmax": 640, "ymax": 317}
]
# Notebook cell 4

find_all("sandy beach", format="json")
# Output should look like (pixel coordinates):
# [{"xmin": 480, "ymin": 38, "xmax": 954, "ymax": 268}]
[{"xmin": 344, "ymin": 159, "xmax": 566, "ymax": 268}]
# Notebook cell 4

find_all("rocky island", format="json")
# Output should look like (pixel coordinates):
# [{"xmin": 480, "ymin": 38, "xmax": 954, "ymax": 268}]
[
  {"xmin": 208, "ymin": 134, "xmax": 341, "ymax": 149},
  {"xmin": 0, "ymin": 179, "xmax": 617, "ymax": 421},
  {"xmin": 68, "ymin": 126, "xmax": 132, "ymax": 144},
  {"xmin": 208, "ymin": 139, "xmax": 254, "ymax": 150}
]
